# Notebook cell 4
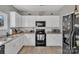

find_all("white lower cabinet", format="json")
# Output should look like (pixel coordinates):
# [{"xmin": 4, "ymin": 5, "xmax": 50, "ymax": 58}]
[
  {"xmin": 24, "ymin": 34, "xmax": 35, "ymax": 46},
  {"xmin": 47, "ymin": 34, "xmax": 62, "ymax": 46},
  {"xmin": 5, "ymin": 36, "xmax": 25, "ymax": 54},
  {"xmin": 5, "ymin": 34, "xmax": 35, "ymax": 54},
  {"xmin": 5, "ymin": 39, "xmax": 18, "ymax": 54},
  {"xmin": 5, "ymin": 33, "xmax": 62, "ymax": 54}
]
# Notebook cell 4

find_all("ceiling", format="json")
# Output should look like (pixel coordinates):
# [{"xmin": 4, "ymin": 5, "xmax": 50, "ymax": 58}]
[{"xmin": 13, "ymin": 5, "xmax": 64, "ymax": 12}]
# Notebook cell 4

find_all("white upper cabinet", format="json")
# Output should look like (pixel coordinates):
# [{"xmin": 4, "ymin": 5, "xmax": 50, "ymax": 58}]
[
  {"xmin": 36, "ymin": 16, "xmax": 60, "ymax": 27},
  {"xmin": 10, "ymin": 13, "xmax": 60, "ymax": 28},
  {"xmin": 16, "ymin": 13, "xmax": 22, "ymax": 27},
  {"xmin": 22, "ymin": 16, "xmax": 35, "ymax": 27},
  {"xmin": 10, "ymin": 12, "xmax": 22, "ymax": 27},
  {"xmin": 21, "ymin": 16, "xmax": 60, "ymax": 27},
  {"xmin": 40, "ymin": 16, "xmax": 60, "ymax": 27}
]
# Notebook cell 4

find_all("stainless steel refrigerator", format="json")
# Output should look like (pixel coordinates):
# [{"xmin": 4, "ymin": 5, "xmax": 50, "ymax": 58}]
[
  {"xmin": 73, "ymin": 13, "xmax": 79, "ymax": 54},
  {"xmin": 63, "ymin": 13, "xmax": 75, "ymax": 54}
]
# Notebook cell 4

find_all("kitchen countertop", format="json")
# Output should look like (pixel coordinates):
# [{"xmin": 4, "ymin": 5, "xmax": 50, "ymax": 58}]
[
  {"xmin": 0, "ymin": 31, "xmax": 62, "ymax": 46},
  {"xmin": 24, "ymin": 32, "xmax": 35, "ymax": 34},
  {"xmin": 0, "ymin": 33, "xmax": 25, "ymax": 46},
  {"xmin": 0, "ymin": 31, "xmax": 36, "ymax": 46},
  {"xmin": 46, "ymin": 32, "xmax": 61, "ymax": 34}
]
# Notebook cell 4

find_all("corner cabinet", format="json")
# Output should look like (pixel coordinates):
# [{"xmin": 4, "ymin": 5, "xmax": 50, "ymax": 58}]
[
  {"xmin": 5, "ymin": 35, "xmax": 25, "ymax": 54},
  {"xmin": 10, "ymin": 12, "xmax": 22, "ymax": 27}
]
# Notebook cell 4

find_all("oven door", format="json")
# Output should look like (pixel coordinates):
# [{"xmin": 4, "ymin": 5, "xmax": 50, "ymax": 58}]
[{"xmin": 36, "ymin": 33, "xmax": 46, "ymax": 46}]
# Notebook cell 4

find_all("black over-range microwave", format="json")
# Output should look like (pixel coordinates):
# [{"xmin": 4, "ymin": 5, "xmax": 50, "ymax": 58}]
[{"xmin": 36, "ymin": 21, "xmax": 46, "ymax": 27}]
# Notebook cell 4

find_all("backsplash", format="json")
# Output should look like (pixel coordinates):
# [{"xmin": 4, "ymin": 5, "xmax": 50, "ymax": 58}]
[
  {"xmin": 10, "ymin": 27, "xmax": 61, "ymax": 34},
  {"xmin": 10, "ymin": 27, "xmax": 35, "ymax": 34}
]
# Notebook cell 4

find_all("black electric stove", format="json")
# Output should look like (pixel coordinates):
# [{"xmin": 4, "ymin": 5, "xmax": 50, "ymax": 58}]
[{"xmin": 36, "ymin": 29, "xmax": 46, "ymax": 46}]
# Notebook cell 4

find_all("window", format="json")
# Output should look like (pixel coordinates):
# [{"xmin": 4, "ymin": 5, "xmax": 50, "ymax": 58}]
[{"xmin": 0, "ymin": 15, "xmax": 4, "ymax": 27}]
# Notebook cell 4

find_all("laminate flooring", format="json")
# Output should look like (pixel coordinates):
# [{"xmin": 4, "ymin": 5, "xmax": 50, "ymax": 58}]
[{"xmin": 19, "ymin": 46, "xmax": 62, "ymax": 54}]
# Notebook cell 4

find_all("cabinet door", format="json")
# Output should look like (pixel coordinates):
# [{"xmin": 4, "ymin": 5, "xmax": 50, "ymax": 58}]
[
  {"xmin": 22, "ymin": 36, "xmax": 25, "ymax": 45},
  {"xmin": 15, "ymin": 13, "xmax": 19, "ymax": 27},
  {"xmin": 23, "ymin": 35, "xmax": 27, "ymax": 45},
  {"xmin": 17, "ymin": 14, "xmax": 20, "ymax": 27},
  {"xmin": 21, "ymin": 16, "xmax": 28, "ymax": 27},
  {"xmin": 19, "ymin": 36, "xmax": 25, "ymax": 47},
  {"xmin": 29, "ymin": 34, "xmax": 35, "ymax": 46},
  {"xmin": 5, "ymin": 38, "xmax": 20, "ymax": 54},
  {"xmin": 47, "ymin": 34, "xmax": 62, "ymax": 46},
  {"xmin": 27, "ymin": 16, "xmax": 35, "ymax": 27},
  {"xmin": 13, "ymin": 36, "xmax": 24, "ymax": 53},
  {"xmin": 10, "ymin": 12, "xmax": 16, "ymax": 27},
  {"xmin": 15, "ymin": 13, "xmax": 22, "ymax": 27},
  {"xmin": 18, "ymin": 14, "xmax": 22, "ymax": 27},
  {"xmin": 35, "ymin": 16, "xmax": 42, "ymax": 21},
  {"xmin": 10, "ymin": 12, "xmax": 22, "ymax": 27},
  {"xmin": 22, "ymin": 16, "xmax": 35, "ymax": 27},
  {"xmin": 5, "ymin": 40, "xmax": 17, "ymax": 54},
  {"xmin": 44, "ymin": 16, "xmax": 60, "ymax": 27},
  {"xmin": 24, "ymin": 34, "xmax": 35, "ymax": 46},
  {"xmin": 5, "ymin": 35, "xmax": 25, "ymax": 54}
]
